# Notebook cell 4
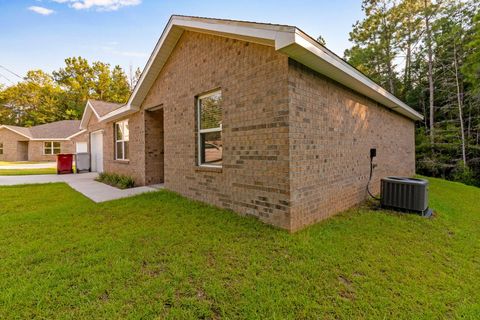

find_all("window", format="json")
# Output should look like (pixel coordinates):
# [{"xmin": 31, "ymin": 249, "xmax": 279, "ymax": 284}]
[
  {"xmin": 44, "ymin": 141, "xmax": 61, "ymax": 155},
  {"xmin": 115, "ymin": 120, "xmax": 129, "ymax": 160},
  {"xmin": 197, "ymin": 90, "xmax": 222, "ymax": 167},
  {"xmin": 0, "ymin": 142, "xmax": 3, "ymax": 155}
]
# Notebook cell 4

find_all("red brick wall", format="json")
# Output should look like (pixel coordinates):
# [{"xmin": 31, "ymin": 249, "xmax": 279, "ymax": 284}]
[
  {"xmin": 139, "ymin": 31, "xmax": 292, "ymax": 229},
  {"xmin": 28, "ymin": 140, "xmax": 75, "ymax": 161},
  {"xmin": 93, "ymin": 31, "xmax": 417, "ymax": 231},
  {"xmin": 0, "ymin": 128, "xmax": 28, "ymax": 161},
  {"xmin": 145, "ymin": 109, "xmax": 164, "ymax": 185},
  {"xmin": 85, "ymin": 111, "xmax": 146, "ymax": 184},
  {"xmin": 103, "ymin": 113, "xmax": 146, "ymax": 185},
  {"xmin": 287, "ymin": 60, "xmax": 416, "ymax": 231},
  {"xmin": 70, "ymin": 131, "xmax": 89, "ymax": 148},
  {"xmin": 1, "ymin": 128, "xmax": 88, "ymax": 162}
]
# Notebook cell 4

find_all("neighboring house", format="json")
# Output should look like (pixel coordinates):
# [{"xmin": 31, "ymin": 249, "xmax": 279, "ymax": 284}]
[
  {"xmin": 80, "ymin": 15, "xmax": 423, "ymax": 231},
  {"xmin": 0, "ymin": 120, "xmax": 87, "ymax": 162},
  {"xmin": 80, "ymin": 100, "xmax": 124, "ymax": 172}
]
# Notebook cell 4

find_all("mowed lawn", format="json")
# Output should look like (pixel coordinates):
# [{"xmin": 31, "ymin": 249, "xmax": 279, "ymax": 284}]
[
  {"xmin": 0, "ymin": 168, "xmax": 57, "ymax": 175},
  {"xmin": 0, "ymin": 161, "xmax": 57, "ymax": 175},
  {"xmin": 0, "ymin": 178, "xmax": 479, "ymax": 319}
]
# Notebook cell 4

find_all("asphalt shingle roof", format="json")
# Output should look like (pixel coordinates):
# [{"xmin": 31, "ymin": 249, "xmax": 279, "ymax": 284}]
[
  {"xmin": 88, "ymin": 99, "xmax": 123, "ymax": 117},
  {"xmin": 2, "ymin": 120, "xmax": 83, "ymax": 140}
]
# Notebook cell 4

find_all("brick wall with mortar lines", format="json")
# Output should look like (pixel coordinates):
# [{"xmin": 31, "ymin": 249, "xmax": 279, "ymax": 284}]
[
  {"xmin": 28, "ymin": 140, "xmax": 76, "ymax": 161},
  {"xmin": 140, "ymin": 31, "xmax": 292, "ymax": 229},
  {"xmin": 0, "ymin": 129, "xmax": 28, "ymax": 161},
  {"xmin": 145, "ymin": 109, "xmax": 164, "ymax": 185},
  {"xmin": 84, "ymin": 104, "xmax": 147, "ymax": 185},
  {"xmin": 103, "ymin": 112, "xmax": 146, "ymax": 186},
  {"xmin": 287, "ymin": 60, "xmax": 416, "ymax": 231},
  {"xmin": 70, "ymin": 131, "xmax": 89, "ymax": 146}
]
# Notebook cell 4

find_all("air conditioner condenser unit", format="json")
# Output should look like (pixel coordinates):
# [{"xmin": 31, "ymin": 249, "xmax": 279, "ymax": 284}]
[{"xmin": 380, "ymin": 177, "xmax": 432, "ymax": 217}]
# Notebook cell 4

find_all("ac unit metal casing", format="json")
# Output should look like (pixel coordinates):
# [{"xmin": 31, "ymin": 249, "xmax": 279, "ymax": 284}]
[{"xmin": 380, "ymin": 177, "xmax": 430, "ymax": 215}]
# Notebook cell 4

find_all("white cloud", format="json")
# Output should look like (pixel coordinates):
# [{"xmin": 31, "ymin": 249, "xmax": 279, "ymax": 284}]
[
  {"xmin": 51, "ymin": 0, "xmax": 141, "ymax": 11},
  {"xmin": 28, "ymin": 6, "xmax": 55, "ymax": 15}
]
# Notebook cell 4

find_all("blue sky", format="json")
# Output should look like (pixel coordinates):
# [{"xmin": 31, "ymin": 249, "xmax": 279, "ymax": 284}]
[{"xmin": 0, "ymin": 0, "xmax": 364, "ymax": 85}]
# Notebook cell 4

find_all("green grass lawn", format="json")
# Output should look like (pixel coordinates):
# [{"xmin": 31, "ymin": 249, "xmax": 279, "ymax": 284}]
[
  {"xmin": 0, "ymin": 178, "xmax": 479, "ymax": 319},
  {"xmin": 0, "ymin": 161, "xmax": 50, "ymax": 165},
  {"xmin": 0, "ymin": 161, "xmax": 57, "ymax": 175},
  {"xmin": 0, "ymin": 167, "xmax": 57, "ymax": 175}
]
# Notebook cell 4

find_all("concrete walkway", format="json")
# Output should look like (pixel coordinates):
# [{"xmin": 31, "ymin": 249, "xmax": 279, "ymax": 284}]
[{"xmin": 0, "ymin": 172, "xmax": 162, "ymax": 203}]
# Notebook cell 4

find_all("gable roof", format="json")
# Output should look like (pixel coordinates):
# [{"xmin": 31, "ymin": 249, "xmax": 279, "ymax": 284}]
[
  {"xmin": 29, "ymin": 120, "xmax": 84, "ymax": 139},
  {"xmin": 0, "ymin": 125, "xmax": 32, "ymax": 139},
  {"xmin": 89, "ymin": 99, "xmax": 124, "ymax": 117},
  {"xmin": 100, "ymin": 15, "xmax": 423, "ymax": 122},
  {"xmin": 0, "ymin": 120, "xmax": 85, "ymax": 140},
  {"xmin": 80, "ymin": 99, "xmax": 123, "ymax": 129}
]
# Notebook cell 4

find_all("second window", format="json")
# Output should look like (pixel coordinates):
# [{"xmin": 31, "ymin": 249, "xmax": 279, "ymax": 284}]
[
  {"xmin": 115, "ymin": 120, "xmax": 129, "ymax": 160},
  {"xmin": 197, "ymin": 90, "xmax": 222, "ymax": 167}
]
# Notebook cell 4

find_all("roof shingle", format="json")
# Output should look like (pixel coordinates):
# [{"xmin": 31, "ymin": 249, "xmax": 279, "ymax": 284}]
[
  {"xmin": 1, "ymin": 120, "xmax": 83, "ymax": 140},
  {"xmin": 88, "ymin": 99, "xmax": 123, "ymax": 117}
]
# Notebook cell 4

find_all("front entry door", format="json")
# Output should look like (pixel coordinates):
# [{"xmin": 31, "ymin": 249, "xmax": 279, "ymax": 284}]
[{"xmin": 90, "ymin": 131, "xmax": 103, "ymax": 172}]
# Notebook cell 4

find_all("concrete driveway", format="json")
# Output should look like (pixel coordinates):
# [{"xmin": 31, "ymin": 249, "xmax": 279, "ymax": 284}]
[
  {"xmin": 0, "ymin": 172, "xmax": 162, "ymax": 202},
  {"xmin": 0, "ymin": 162, "xmax": 56, "ymax": 169}
]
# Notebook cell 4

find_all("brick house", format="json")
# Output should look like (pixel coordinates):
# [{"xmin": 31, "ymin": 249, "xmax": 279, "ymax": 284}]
[
  {"xmin": 80, "ymin": 16, "xmax": 423, "ymax": 231},
  {"xmin": 0, "ymin": 120, "xmax": 87, "ymax": 161}
]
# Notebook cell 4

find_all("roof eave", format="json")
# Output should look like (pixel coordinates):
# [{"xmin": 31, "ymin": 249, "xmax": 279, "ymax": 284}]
[
  {"xmin": 65, "ymin": 129, "xmax": 87, "ymax": 140},
  {"xmin": 100, "ymin": 15, "xmax": 423, "ymax": 123},
  {"xmin": 0, "ymin": 125, "xmax": 32, "ymax": 139},
  {"xmin": 278, "ymin": 30, "xmax": 423, "ymax": 121},
  {"xmin": 98, "ymin": 105, "xmax": 136, "ymax": 123},
  {"xmin": 29, "ymin": 138, "xmax": 71, "ymax": 141},
  {"xmin": 80, "ymin": 100, "xmax": 101, "ymax": 129}
]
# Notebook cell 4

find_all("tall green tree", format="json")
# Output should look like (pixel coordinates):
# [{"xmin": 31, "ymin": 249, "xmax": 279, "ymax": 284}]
[
  {"xmin": 0, "ymin": 70, "xmax": 63, "ymax": 126},
  {"xmin": 346, "ymin": 0, "xmax": 401, "ymax": 94},
  {"xmin": 345, "ymin": 0, "xmax": 480, "ymax": 185},
  {"xmin": 462, "ymin": 11, "xmax": 480, "ymax": 94},
  {"xmin": 0, "ymin": 57, "xmax": 132, "ymax": 126},
  {"xmin": 53, "ymin": 57, "xmax": 130, "ymax": 118},
  {"xmin": 109, "ymin": 65, "xmax": 131, "ymax": 103}
]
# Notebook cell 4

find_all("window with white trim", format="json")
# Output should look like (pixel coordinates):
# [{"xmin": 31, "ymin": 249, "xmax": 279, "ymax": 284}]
[
  {"xmin": 197, "ymin": 90, "xmax": 222, "ymax": 167},
  {"xmin": 0, "ymin": 142, "xmax": 3, "ymax": 155},
  {"xmin": 44, "ymin": 141, "xmax": 61, "ymax": 155},
  {"xmin": 114, "ymin": 120, "xmax": 129, "ymax": 160}
]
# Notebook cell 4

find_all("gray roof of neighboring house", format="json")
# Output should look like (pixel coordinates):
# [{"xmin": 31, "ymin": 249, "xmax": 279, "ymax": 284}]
[
  {"xmin": 88, "ymin": 99, "xmax": 123, "ymax": 117},
  {"xmin": 0, "ymin": 120, "xmax": 84, "ymax": 140},
  {"xmin": 1, "ymin": 125, "xmax": 32, "ymax": 138}
]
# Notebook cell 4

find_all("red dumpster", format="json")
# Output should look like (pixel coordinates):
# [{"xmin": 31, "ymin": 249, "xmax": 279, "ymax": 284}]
[{"xmin": 56, "ymin": 154, "xmax": 74, "ymax": 174}]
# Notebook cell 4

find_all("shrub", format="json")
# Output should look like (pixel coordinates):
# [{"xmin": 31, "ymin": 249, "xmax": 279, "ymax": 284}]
[
  {"xmin": 452, "ymin": 162, "xmax": 477, "ymax": 186},
  {"xmin": 96, "ymin": 172, "xmax": 135, "ymax": 189}
]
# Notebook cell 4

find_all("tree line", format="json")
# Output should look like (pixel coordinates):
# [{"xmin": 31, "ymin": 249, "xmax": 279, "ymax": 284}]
[
  {"xmin": 344, "ymin": 0, "xmax": 480, "ymax": 185},
  {"xmin": 0, "ymin": 57, "xmax": 140, "ymax": 127},
  {"xmin": 1, "ymin": 1, "xmax": 479, "ymax": 185}
]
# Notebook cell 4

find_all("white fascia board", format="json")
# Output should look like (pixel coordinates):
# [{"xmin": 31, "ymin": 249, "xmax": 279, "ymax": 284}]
[
  {"xmin": 30, "ymin": 138, "xmax": 70, "ymax": 141},
  {"xmin": 102, "ymin": 20, "xmax": 179, "ymax": 122},
  {"xmin": 101, "ymin": 16, "xmax": 293, "ymax": 123},
  {"xmin": 0, "ymin": 125, "xmax": 73, "ymax": 140},
  {"xmin": 0, "ymin": 125, "xmax": 32, "ymax": 140},
  {"xmin": 80, "ymin": 101, "xmax": 101, "ymax": 129},
  {"xmin": 278, "ymin": 30, "xmax": 423, "ymax": 121},
  {"xmin": 127, "ymin": 21, "xmax": 176, "ymax": 110},
  {"xmin": 99, "ymin": 105, "xmax": 136, "ymax": 123},
  {"xmin": 177, "ymin": 17, "xmax": 291, "ymax": 46},
  {"xmin": 66, "ymin": 129, "xmax": 87, "ymax": 140},
  {"xmin": 100, "ymin": 16, "xmax": 422, "ymax": 123}
]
